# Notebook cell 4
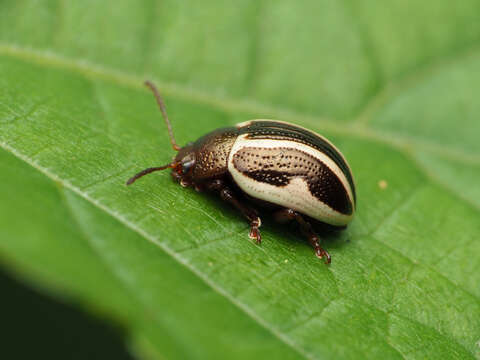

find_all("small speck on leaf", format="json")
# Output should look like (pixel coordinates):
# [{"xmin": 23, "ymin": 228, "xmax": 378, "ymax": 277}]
[{"xmin": 378, "ymin": 179, "xmax": 388, "ymax": 190}]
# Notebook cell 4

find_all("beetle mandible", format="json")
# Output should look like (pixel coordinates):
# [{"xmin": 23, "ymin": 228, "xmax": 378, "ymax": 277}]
[{"xmin": 127, "ymin": 81, "xmax": 356, "ymax": 264}]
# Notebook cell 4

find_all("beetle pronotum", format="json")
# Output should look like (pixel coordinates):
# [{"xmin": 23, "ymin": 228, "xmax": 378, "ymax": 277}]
[{"xmin": 127, "ymin": 81, "xmax": 356, "ymax": 264}]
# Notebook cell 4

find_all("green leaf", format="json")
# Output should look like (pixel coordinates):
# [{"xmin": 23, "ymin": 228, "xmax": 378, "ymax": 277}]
[{"xmin": 1, "ymin": 1, "xmax": 480, "ymax": 359}]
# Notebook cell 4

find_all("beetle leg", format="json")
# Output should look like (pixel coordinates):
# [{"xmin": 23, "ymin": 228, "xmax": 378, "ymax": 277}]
[
  {"xmin": 206, "ymin": 180, "xmax": 262, "ymax": 244},
  {"xmin": 273, "ymin": 209, "xmax": 331, "ymax": 264},
  {"xmin": 220, "ymin": 188, "xmax": 262, "ymax": 244}
]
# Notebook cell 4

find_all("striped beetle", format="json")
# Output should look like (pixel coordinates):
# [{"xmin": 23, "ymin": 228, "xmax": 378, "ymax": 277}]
[{"xmin": 127, "ymin": 81, "xmax": 356, "ymax": 264}]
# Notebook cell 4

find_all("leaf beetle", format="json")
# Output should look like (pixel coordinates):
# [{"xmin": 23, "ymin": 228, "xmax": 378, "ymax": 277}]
[{"xmin": 127, "ymin": 81, "xmax": 356, "ymax": 264}]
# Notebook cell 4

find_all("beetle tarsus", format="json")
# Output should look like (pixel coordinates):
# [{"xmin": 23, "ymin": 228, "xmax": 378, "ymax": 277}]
[
  {"xmin": 249, "ymin": 218, "xmax": 262, "ymax": 244},
  {"xmin": 314, "ymin": 245, "xmax": 331, "ymax": 264}
]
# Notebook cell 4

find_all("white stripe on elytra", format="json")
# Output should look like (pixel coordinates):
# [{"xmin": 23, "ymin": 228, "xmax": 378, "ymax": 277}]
[
  {"xmin": 235, "ymin": 119, "xmax": 354, "ymax": 194},
  {"xmin": 227, "ymin": 134, "xmax": 354, "ymax": 226},
  {"xmin": 231, "ymin": 134, "xmax": 354, "ymax": 204}
]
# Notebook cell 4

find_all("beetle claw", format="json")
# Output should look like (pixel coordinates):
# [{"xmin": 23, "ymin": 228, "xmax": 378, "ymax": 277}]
[
  {"xmin": 315, "ymin": 247, "xmax": 331, "ymax": 264},
  {"xmin": 249, "ymin": 227, "xmax": 262, "ymax": 244},
  {"xmin": 248, "ymin": 217, "xmax": 262, "ymax": 244}
]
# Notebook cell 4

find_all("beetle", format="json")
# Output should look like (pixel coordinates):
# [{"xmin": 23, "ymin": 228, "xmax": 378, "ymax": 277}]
[{"xmin": 127, "ymin": 81, "xmax": 356, "ymax": 264}]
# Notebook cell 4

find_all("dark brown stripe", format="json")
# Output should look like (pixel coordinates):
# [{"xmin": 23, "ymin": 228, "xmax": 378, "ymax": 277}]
[
  {"xmin": 238, "ymin": 121, "xmax": 356, "ymax": 206},
  {"xmin": 232, "ymin": 146, "xmax": 353, "ymax": 215}
]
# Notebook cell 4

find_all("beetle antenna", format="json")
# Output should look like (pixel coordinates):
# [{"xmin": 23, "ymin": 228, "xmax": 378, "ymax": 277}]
[
  {"xmin": 126, "ymin": 164, "xmax": 174, "ymax": 185},
  {"xmin": 145, "ymin": 81, "xmax": 181, "ymax": 151}
]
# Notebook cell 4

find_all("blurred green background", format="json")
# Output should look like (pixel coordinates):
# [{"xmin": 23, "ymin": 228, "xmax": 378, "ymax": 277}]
[{"xmin": 1, "ymin": 1, "xmax": 480, "ymax": 359}]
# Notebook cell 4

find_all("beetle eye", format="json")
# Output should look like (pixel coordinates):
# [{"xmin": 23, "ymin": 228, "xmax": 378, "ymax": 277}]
[{"xmin": 181, "ymin": 159, "xmax": 195, "ymax": 175}]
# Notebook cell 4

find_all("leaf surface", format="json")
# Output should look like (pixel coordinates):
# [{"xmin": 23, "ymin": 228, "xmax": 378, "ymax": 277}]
[{"xmin": 1, "ymin": 1, "xmax": 480, "ymax": 359}]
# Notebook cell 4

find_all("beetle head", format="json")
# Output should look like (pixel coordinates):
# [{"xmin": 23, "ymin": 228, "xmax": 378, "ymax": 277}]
[{"xmin": 170, "ymin": 142, "xmax": 196, "ymax": 186}]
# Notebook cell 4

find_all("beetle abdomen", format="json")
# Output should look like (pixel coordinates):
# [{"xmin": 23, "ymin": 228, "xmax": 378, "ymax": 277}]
[{"xmin": 229, "ymin": 120, "xmax": 356, "ymax": 226}]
